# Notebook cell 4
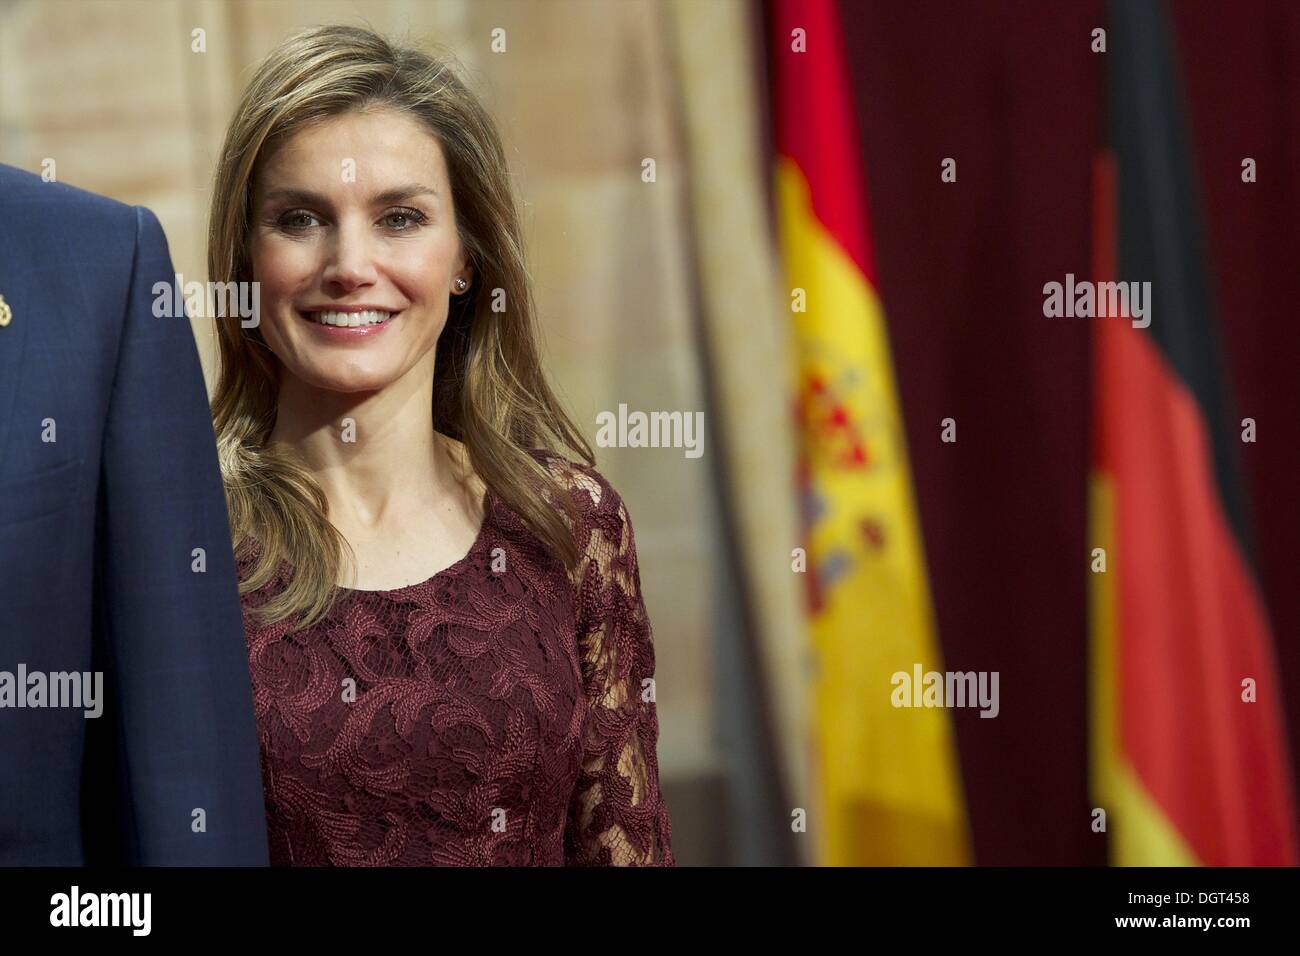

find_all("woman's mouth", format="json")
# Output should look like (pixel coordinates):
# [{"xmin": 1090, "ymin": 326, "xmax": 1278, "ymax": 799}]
[{"xmin": 298, "ymin": 308, "xmax": 400, "ymax": 337}]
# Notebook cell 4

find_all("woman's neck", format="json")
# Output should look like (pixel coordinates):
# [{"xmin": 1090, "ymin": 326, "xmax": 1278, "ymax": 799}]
[{"xmin": 268, "ymin": 369, "xmax": 462, "ymax": 530}]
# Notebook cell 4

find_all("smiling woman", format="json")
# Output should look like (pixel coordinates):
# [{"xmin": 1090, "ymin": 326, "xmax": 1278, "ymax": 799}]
[
  {"xmin": 206, "ymin": 24, "xmax": 674, "ymax": 868},
  {"xmin": 247, "ymin": 108, "xmax": 465, "ymax": 391}
]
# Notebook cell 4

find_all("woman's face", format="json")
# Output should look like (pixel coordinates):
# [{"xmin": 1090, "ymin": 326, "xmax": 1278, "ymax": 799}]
[{"xmin": 248, "ymin": 107, "xmax": 471, "ymax": 394}]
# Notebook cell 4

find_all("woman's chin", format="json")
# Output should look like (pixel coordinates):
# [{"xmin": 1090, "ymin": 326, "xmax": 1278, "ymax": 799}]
[{"xmin": 294, "ymin": 365, "xmax": 400, "ymax": 395}]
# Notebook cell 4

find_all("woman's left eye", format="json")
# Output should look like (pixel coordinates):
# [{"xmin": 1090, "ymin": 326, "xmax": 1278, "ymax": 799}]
[{"xmin": 382, "ymin": 208, "xmax": 427, "ymax": 230}]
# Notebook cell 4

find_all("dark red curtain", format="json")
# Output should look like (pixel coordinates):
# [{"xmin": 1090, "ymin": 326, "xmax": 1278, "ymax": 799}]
[{"xmin": 827, "ymin": 0, "xmax": 1300, "ymax": 864}]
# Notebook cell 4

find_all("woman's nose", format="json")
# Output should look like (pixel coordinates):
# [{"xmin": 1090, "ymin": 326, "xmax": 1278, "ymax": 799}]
[{"xmin": 321, "ymin": 220, "xmax": 379, "ymax": 291}]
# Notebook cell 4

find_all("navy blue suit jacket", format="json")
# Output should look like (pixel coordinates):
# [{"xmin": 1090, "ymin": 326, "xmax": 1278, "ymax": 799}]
[{"xmin": 0, "ymin": 164, "xmax": 269, "ymax": 864}]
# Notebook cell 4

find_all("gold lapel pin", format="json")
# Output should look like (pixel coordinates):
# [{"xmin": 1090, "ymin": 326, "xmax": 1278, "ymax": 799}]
[{"xmin": 0, "ymin": 293, "xmax": 11, "ymax": 327}]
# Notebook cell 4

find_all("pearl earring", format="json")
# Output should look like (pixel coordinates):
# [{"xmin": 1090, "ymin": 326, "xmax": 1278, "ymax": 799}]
[{"xmin": 454, "ymin": 276, "xmax": 468, "ymax": 293}]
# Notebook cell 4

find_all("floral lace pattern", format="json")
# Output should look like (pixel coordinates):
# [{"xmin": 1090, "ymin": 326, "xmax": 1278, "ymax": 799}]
[{"xmin": 237, "ymin": 450, "xmax": 673, "ymax": 866}]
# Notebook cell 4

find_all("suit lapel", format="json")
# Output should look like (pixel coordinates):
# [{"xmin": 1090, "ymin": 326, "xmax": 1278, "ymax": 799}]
[{"xmin": 0, "ymin": 231, "xmax": 32, "ymax": 476}]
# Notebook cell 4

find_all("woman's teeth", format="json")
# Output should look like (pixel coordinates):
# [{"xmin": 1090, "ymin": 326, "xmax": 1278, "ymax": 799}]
[{"xmin": 309, "ymin": 309, "xmax": 395, "ymax": 327}]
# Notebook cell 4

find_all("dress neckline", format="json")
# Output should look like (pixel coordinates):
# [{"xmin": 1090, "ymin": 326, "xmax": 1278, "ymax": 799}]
[{"xmin": 333, "ymin": 482, "xmax": 497, "ymax": 600}]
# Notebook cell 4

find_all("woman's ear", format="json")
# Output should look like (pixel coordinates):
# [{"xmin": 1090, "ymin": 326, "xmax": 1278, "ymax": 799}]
[{"xmin": 452, "ymin": 257, "xmax": 474, "ymax": 295}]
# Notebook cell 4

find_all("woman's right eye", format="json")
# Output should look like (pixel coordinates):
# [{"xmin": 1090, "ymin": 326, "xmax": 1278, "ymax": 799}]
[{"xmin": 277, "ymin": 210, "xmax": 320, "ymax": 230}]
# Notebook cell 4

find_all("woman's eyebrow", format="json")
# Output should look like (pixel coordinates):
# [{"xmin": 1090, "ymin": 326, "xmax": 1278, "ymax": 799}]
[
  {"xmin": 258, "ymin": 185, "xmax": 439, "ymax": 207},
  {"xmin": 259, "ymin": 187, "xmax": 330, "ymax": 207},
  {"xmin": 373, "ymin": 184, "xmax": 439, "ymax": 204}
]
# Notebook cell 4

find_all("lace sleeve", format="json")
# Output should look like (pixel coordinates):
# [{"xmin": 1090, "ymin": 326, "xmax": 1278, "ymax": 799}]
[{"xmin": 550, "ymin": 460, "xmax": 675, "ymax": 866}]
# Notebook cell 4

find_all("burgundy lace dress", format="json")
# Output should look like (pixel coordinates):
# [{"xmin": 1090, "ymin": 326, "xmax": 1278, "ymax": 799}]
[{"xmin": 235, "ymin": 451, "xmax": 674, "ymax": 866}]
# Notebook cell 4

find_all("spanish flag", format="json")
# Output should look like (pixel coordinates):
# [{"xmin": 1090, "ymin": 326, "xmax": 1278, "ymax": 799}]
[
  {"xmin": 1090, "ymin": 0, "xmax": 1298, "ymax": 865},
  {"xmin": 770, "ymin": 0, "xmax": 970, "ymax": 865}
]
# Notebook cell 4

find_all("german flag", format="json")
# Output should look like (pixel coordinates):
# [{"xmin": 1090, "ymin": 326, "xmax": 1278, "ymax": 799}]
[
  {"xmin": 770, "ymin": 0, "xmax": 970, "ymax": 865},
  {"xmin": 1090, "ymin": 0, "xmax": 1299, "ymax": 865}
]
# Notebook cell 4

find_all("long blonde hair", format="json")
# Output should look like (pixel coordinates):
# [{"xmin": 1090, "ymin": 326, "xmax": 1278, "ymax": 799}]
[{"xmin": 209, "ymin": 24, "xmax": 593, "ymax": 629}]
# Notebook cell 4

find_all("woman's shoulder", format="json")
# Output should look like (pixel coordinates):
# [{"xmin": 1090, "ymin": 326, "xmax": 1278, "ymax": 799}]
[
  {"xmin": 523, "ymin": 447, "xmax": 626, "ymax": 520},
  {"xmin": 232, "ymin": 536, "xmax": 291, "ymax": 599},
  {"xmin": 521, "ymin": 448, "xmax": 646, "ymax": 577}
]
